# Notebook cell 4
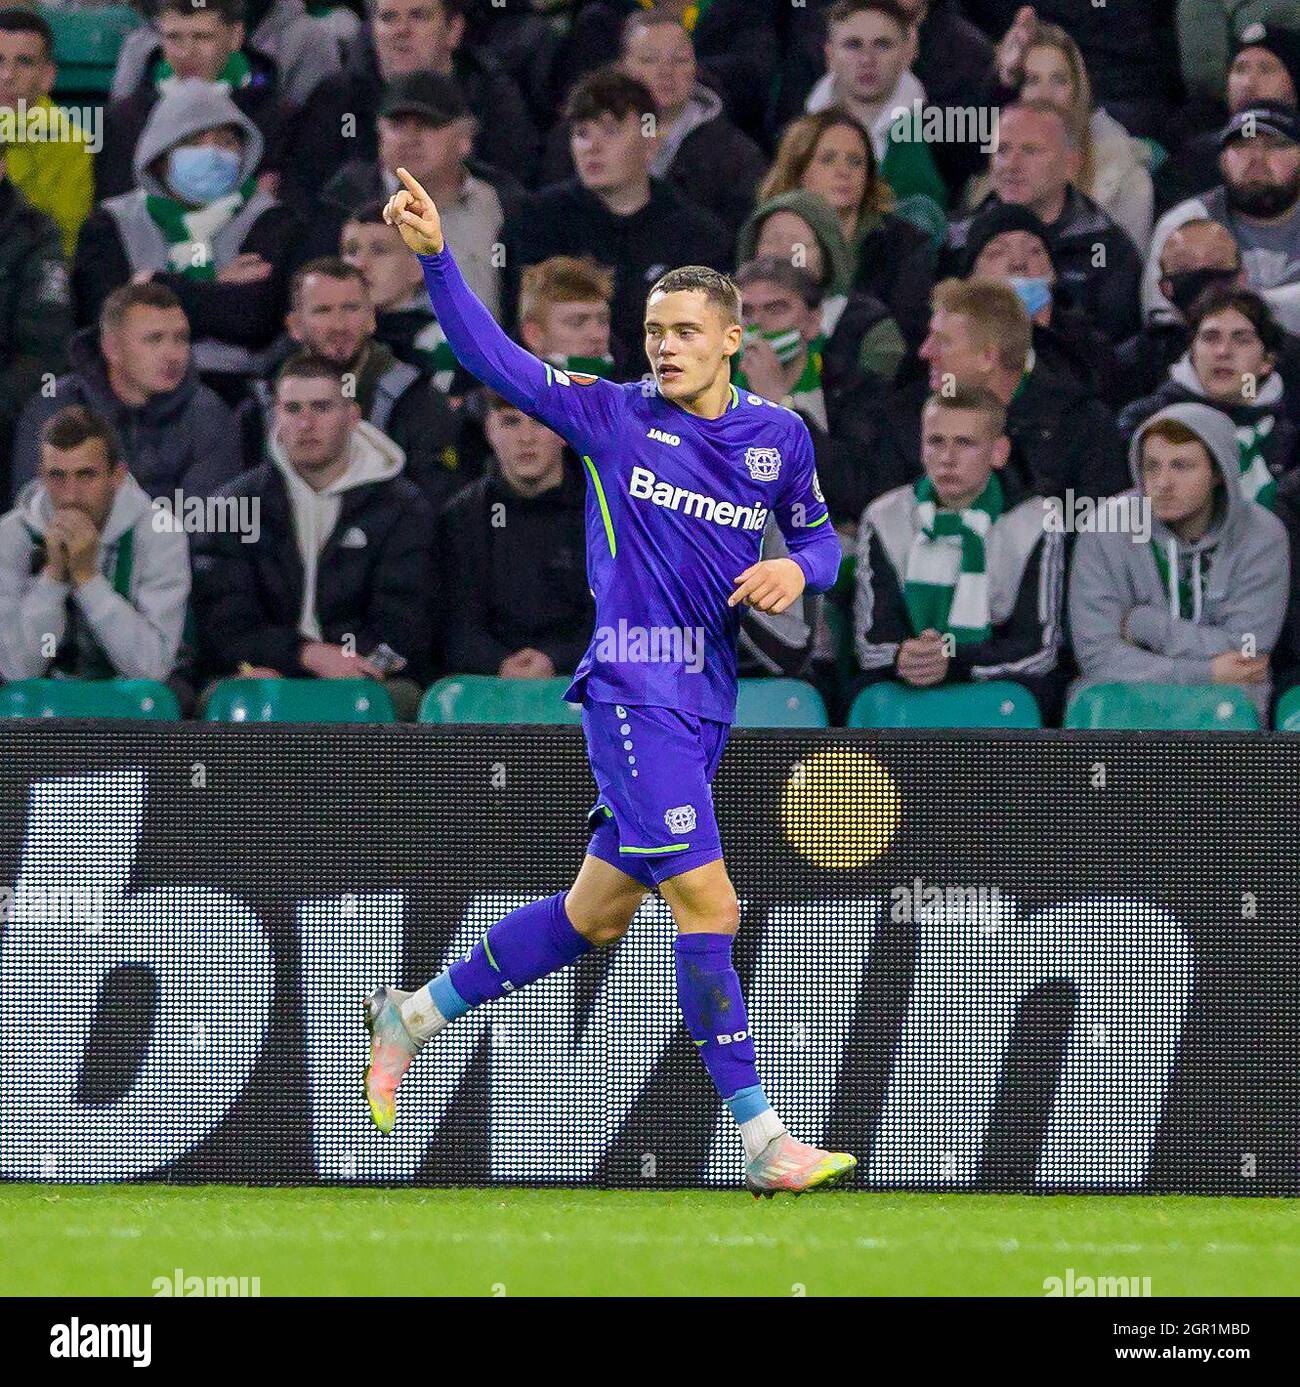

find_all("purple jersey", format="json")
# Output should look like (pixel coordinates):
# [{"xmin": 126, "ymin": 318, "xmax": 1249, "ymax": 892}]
[{"xmin": 419, "ymin": 247, "xmax": 841, "ymax": 723}]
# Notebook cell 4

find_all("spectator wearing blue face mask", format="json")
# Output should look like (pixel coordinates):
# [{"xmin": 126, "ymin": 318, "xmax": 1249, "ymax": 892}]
[
  {"xmin": 73, "ymin": 78, "xmax": 306, "ymax": 402},
  {"xmin": 963, "ymin": 201, "xmax": 1124, "ymax": 408}
]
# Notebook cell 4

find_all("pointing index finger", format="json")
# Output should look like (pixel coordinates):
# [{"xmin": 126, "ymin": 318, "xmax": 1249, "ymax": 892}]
[{"xmin": 395, "ymin": 166, "xmax": 431, "ymax": 203}]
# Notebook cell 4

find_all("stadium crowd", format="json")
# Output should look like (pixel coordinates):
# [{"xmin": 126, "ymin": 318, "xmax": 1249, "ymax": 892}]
[{"xmin": 2, "ymin": 0, "xmax": 1300, "ymax": 724}]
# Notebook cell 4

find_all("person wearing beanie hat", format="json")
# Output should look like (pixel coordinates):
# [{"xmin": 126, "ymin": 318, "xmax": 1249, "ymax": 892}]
[
  {"xmin": 72, "ymin": 78, "xmax": 306, "ymax": 392},
  {"xmin": 964, "ymin": 201, "xmax": 1125, "ymax": 404},
  {"xmin": 1158, "ymin": 19, "xmax": 1300, "ymax": 214},
  {"xmin": 1144, "ymin": 97, "xmax": 1300, "ymax": 337}
]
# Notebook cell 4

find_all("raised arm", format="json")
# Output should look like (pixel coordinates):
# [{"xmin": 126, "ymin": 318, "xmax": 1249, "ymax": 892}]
[{"xmin": 384, "ymin": 168, "xmax": 617, "ymax": 445}]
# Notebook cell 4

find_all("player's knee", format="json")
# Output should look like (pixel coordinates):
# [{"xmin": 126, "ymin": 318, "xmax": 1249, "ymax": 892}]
[
  {"xmin": 569, "ymin": 896, "xmax": 639, "ymax": 948},
  {"xmin": 679, "ymin": 892, "xmax": 739, "ymax": 937}
]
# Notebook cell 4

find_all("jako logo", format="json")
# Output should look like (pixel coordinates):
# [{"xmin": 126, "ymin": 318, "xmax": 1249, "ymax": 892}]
[
  {"xmin": 50, "ymin": 1319, "xmax": 151, "ymax": 1366},
  {"xmin": 647, "ymin": 427, "xmax": 680, "ymax": 446}
]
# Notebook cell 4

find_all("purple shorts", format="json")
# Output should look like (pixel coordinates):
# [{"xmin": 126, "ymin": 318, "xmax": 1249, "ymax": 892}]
[{"xmin": 582, "ymin": 698, "xmax": 730, "ymax": 888}]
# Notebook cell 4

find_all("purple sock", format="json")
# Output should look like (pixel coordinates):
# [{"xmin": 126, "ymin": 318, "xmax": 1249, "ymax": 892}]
[
  {"xmin": 435, "ymin": 891, "xmax": 592, "ymax": 1015},
  {"xmin": 674, "ymin": 933, "xmax": 770, "ymax": 1120}
]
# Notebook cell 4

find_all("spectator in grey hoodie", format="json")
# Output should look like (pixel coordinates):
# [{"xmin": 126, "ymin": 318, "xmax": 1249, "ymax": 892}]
[
  {"xmin": 1068, "ymin": 401, "xmax": 1289, "ymax": 720},
  {"xmin": 11, "ymin": 281, "xmax": 244, "ymax": 504},
  {"xmin": 0, "ymin": 405, "xmax": 191, "ymax": 687}
]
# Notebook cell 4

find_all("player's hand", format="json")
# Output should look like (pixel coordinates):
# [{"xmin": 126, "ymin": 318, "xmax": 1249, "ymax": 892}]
[
  {"xmin": 728, "ymin": 557, "xmax": 805, "ymax": 614},
  {"xmin": 383, "ymin": 167, "xmax": 444, "ymax": 255}
]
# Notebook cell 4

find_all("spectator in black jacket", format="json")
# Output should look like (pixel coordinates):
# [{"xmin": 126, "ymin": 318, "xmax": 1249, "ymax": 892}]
[
  {"xmin": 756, "ymin": 107, "xmax": 937, "ymax": 348},
  {"xmin": 278, "ymin": 0, "xmax": 540, "ymax": 205},
  {"xmin": 944, "ymin": 101, "xmax": 1143, "ymax": 341},
  {"xmin": 313, "ymin": 70, "xmax": 525, "ymax": 284},
  {"xmin": 12, "ymin": 281, "xmax": 243, "ymax": 504},
  {"xmin": 539, "ymin": 9, "xmax": 767, "ymax": 243},
  {"xmin": 192, "ymin": 353, "xmax": 435, "ymax": 714},
  {"xmin": 95, "ymin": 0, "xmax": 292, "ymax": 202},
  {"xmin": 0, "ymin": 156, "xmax": 70, "ymax": 498},
  {"xmin": 961, "ymin": 200, "xmax": 1125, "ymax": 407},
  {"xmin": 438, "ymin": 389, "xmax": 593, "ymax": 679},
  {"xmin": 72, "ymin": 79, "xmax": 304, "ymax": 400},
  {"xmin": 505, "ymin": 66, "xmax": 730, "ymax": 363},
  {"xmin": 860, "ymin": 277, "xmax": 1129, "ymax": 517},
  {"xmin": 1118, "ymin": 286, "xmax": 1298, "ymax": 511},
  {"xmin": 554, "ymin": 0, "xmax": 777, "ymax": 143},
  {"xmin": 237, "ymin": 258, "xmax": 472, "ymax": 510}
]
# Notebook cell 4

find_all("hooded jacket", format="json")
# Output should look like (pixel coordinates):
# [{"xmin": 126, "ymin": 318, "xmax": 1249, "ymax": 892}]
[
  {"xmin": 1068, "ymin": 401, "xmax": 1289, "ymax": 717},
  {"xmin": 0, "ymin": 471, "xmax": 190, "ymax": 681},
  {"xmin": 96, "ymin": 40, "xmax": 289, "ymax": 202},
  {"xmin": 505, "ymin": 176, "xmax": 730, "ymax": 362},
  {"xmin": 110, "ymin": 0, "xmax": 341, "ymax": 109},
  {"xmin": 1117, "ymin": 356, "xmax": 1299, "ymax": 506},
  {"xmin": 539, "ymin": 82, "xmax": 767, "ymax": 241},
  {"xmin": 73, "ymin": 80, "xmax": 304, "ymax": 376},
  {"xmin": 191, "ymin": 422, "xmax": 436, "ymax": 680},
  {"xmin": 11, "ymin": 326, "xmax": 244, "ymax": 504}
]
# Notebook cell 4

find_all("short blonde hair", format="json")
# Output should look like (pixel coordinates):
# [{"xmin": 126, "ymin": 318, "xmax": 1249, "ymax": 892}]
[
  {"xmin": 519, "ymin": 256, "xmax": 615, "ymax": 329},
  {"xmin": 931, "ymin": 277, "xmax": 1031, "ymax": 374}
]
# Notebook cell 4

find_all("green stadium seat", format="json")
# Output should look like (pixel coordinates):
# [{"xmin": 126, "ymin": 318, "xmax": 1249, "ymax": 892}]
[
  {"xmin": 1064, "ymin": 682, "xmax": 1259, "ymax": 731},
  {"xmin": 847, "ymin": 679, "xmax": 1042, "ymax": 729},
  {"xmin": 204, "ymin": 677, "xmax": 395, "ymax": 723},
  {"xmin": 0, "ymin": 678, "xmax": 178, "ymax": 719},
  {"xmin": 39, "ymin": 5, "xmax": 142, "ymax": 96},
  {"xmin": 1275, "ymin": 686, "xmax": 1300, "ymax": 731},
  {"xmin": 419, "ymin": 675, "xmax": 583, "ymax": 725},
  {"xmin": 734, "ymin": 678, "xmax": 828, "ymax": 728}
]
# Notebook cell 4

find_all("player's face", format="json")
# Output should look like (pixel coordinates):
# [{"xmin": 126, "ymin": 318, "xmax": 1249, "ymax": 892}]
[
  {"xmin": 1228, "ymin": 46, "xmax": 1296, "ymax": 112},
  {"xmin": 920, "ymin": 310, "xmax": 996, "ymax": 393},
  {"xmin": 571, "ymin": 111, "xmax": 650, "ymax": 194},
  {"xmin": 921, "ymin": 404, "xmax": 1005, "ymax": 509},
  {"xmin": 102, "ymin": 305, "xmax": 191, "ymax": 397},
  {"xmin": 754, "ymin": 210, "xmax": 827, "ymax": 285},
  {"xmin": 373, "ymin": 0, "xmax": 460, "ymax": 79},
  {"xmin": 484, "ymin": 405, "xmax": 566, "ymax": 489},
  {"xmin": 0, "ymin": 30, "xmax": 54, "ymax": 106},
  {"xmin": 801, "ymin": 122, "xmax": 870, "ymax": 219},
  {"xmin": 644, "ymin": 288, "xmax": 739, "ymax": 399},
  {"xmin": 535, "ymin": 299, "xmax": 611, "ymax": 358},
  {"xmin": 622, "ymin": 23, "xmax": 695, "ymax": 118},
  {"xmin": 1191, "ymin": 306, "xmax": 1274, "ymax": 403},
  {"xmin": 341, "ymin": 221, "xmax": 422, "ymax": 311},
  {"xmin": 972, "ymin": 230, "xmax": 1055, "ymax": 282},
  {"xmin": 824, "ymin": 12, "xmax": 911, "ymax": 104},
  {"xmin": 290, "ymin": 273, "xmax": 376, "ymax": 365},
  {"xmin": 1139, "ymin": 435, "xmax": 1219, "ymax": 526},
  {"xmin": 274, "ymin": 377, "xmax": 358, "ymax": 474},
  {"xmin": 158, "ymin": 12, "xmax": 242, "ymax": 82}
]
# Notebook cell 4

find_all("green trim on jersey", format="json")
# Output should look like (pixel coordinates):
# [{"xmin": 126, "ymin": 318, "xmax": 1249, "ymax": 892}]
[
  {"xmin": 619, "ymin": 842, "xmax": 692, "ymax": 855},
  {"xmin": 583, "ymin": 454, "xmax": 617, "ymax": 558}
]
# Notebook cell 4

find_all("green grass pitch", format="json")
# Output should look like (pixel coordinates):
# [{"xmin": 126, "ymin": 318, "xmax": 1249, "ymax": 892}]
[{"xmin": 2, "ymin": 1186, "xmax": 1297, "ymax": 1296}]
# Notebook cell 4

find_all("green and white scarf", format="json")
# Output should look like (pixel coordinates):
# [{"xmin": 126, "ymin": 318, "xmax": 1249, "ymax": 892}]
[
  {"xmin": 154, "ymin": 51, "xmax": 253, "ymax": 95},
  {"xmin": 902, "ymin": 473, "xmax": 1003, "ymax": 644},
  {"xmin": 1150, "ymin": 536, "xmax": 1213, "ymax": 622},
  {"xmin": 1235, "ymin": 415, "xmax": 1277, "ymax": 509},
  {"xmin": 144, "ymin": 178, "xmax": 256, "ymax": 279}
]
